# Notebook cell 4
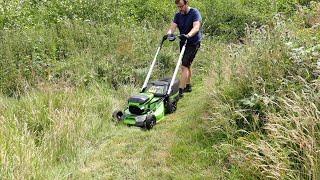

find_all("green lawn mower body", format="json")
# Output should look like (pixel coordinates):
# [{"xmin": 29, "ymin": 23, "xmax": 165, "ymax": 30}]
[
  {"xmin": 113, "ymin": 35, "xmax": 187, "ymax": 130},
  {"xmin": 114, "ymin": 78, "xmax": 180, "ymax": 129}
]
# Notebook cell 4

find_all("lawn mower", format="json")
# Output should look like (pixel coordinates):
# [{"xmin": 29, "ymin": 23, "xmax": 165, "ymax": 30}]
[{"xmin": 112, "ymin": 34, "xmax": 187, "ymax": 130}]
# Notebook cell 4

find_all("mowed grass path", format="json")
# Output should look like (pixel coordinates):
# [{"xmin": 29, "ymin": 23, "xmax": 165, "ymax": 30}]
[{"xmin": 73, "ymin": 82, "xmax": 222, "ymax": 179}]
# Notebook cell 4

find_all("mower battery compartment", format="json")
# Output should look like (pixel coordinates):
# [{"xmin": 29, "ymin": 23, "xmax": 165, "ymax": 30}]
[
  {"xmin": 146, "ymin": 78, "xmax": 179, "ymax": 97},
  {"xmin": 128, "ymin": 94, "xmax": 151, "ymax": 104}
]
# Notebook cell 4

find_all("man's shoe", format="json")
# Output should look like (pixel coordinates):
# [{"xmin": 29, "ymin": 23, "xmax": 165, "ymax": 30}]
[
  {"xmin": 184, "ymin": 84, "xmax": 192, "ymax": 93},
  {"xmin": 179, "ymin": 88, "xmax": 184, "ymax": 98}
]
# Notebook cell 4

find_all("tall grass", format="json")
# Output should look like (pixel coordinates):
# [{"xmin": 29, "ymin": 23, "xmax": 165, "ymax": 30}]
[
  {"xmin": 0, "ymin": 83, "xmax": 138, "ymax": 178},
  {"xmin": 205, "ymin": 3, "xmax": 320, "ymax": 179},
  {"xmin": 0, "ymin": 0, "xmax": 318, "ymax": 179},
  {"xmin": 0, "ymin": 20, "xmax": 181, "ymax": 96},
  {"xmin": 0, "ymin": 0, "xmax": 311, "ymax": 96}
]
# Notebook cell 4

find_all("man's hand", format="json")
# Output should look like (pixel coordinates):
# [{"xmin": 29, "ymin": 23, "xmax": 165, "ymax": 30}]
[
  {"xmin": 181, "ymin": 34, "xmax": 190, "ymax": 39},
  {"xmin": 179, "ymin": 34, "xmax": 190, "ymax": 42},
  {"xmin": 180, "ymin": 34, "xmax": 190, "ymax": 39}
]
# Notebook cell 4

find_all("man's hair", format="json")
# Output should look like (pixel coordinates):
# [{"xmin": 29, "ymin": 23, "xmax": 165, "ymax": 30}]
[{"xmin": 175, "ymin": 0, "xmax": 188, "ymax": 5}]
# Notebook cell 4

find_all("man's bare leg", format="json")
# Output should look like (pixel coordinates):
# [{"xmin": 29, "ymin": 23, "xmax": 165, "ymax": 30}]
[
  {"xmin": 186, "ymin": 67, "xmax": 192, "ymax": 84},
  {"xmin": 180, "ymin": 65, "xmax": 189, "ymax": 88},
  {"xmin": 179, "ymin": 65, "xmax": 189, "ymax": 97}
]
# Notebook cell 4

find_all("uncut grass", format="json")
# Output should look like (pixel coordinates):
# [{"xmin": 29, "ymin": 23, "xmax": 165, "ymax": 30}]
[
  {"xmin": 0, "ymin": 0, "xmax": 308, "ymax": 96},
  {"xmin": 204, "ymin": 10, "xmax": 320, "ymax": 179},
  {"xmin": 0, "ymin": 23, "xmax": 214, "ymax": 179},
  {"xmin": 0, "ymin": 20, "xmax": 179, "ymax": 96},
  {"xmin": 0, "ymin": 83, "xmax": 136, "ymax": 179},
  {"xmin": 1, "ymin": 1, "xmax": 318, "ymax": 179}
]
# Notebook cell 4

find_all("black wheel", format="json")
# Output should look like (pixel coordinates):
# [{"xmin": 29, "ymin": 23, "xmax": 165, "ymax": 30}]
[
  {"xmin": 144, "ymin": 115, "xmax": 156, "ymax": 130},
  {"xmin": 112, "ymin": 110, "xmax": 123, "ymax": 122},
  {"xmin": 165, "ymin": 100, "xmax": 177, "ymax": 114}
]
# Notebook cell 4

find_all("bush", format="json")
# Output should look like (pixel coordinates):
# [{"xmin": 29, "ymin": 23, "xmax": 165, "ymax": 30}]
[{"xmin": 201, "ymin": 0, "xmax": 308, "ymax": 40}]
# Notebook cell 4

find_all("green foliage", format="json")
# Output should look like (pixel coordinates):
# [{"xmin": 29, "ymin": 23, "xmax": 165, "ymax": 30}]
[
  {"xmin": 1, "ymin": 0, "xmax": 319, "ymax": 179},
  {"xmin": 0, "ymin": 0, "xmax": 174, "ymax": 28},
  {"xmin": 202, "ymin": 0, "xmax": 255, "ymax": 39},
  {"xmin": 0, "ymin": 20, "xmax": 177, "ymax": 96},
  {"xmin": 201, "ymin": 0, "xmax": 315, "ymax": 39},
  {"xmin": 205, "ymin": 3, "xmax": 320, "ymax": 178},
  {"xmin": 0, "ymin": 83, "xmax": 127, "ymax": 178},
  {"xmin": 0, "ymin": 0, "xmax": 312, "ymax": 95}
]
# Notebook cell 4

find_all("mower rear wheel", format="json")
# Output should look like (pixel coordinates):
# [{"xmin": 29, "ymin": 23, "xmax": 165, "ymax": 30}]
[{"xmin": 144, "ymin": 115, "xmax": 156, "ymax": 130}]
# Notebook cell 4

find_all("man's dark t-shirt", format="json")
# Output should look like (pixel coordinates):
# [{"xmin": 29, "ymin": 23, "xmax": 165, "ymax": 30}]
[{"xmin": 173, "ymin": 8, "xmax": 202, "ymax": 45}]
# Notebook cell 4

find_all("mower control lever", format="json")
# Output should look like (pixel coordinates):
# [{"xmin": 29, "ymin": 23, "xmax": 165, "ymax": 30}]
[
  {"xmin": 162, "ymin": 34, "xmax": 176, "ymax": 42},
  {"xmin": 163, "ymin": 34, "xmax": 176, "ymax": 42}
]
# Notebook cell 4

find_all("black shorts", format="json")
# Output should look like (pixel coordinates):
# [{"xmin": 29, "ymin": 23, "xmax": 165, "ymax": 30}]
[{"xmin": 180, "ymin": 42, "xmax": 201, "ymax": 68}]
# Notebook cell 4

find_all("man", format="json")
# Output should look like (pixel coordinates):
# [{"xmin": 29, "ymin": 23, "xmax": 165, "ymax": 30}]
[{"xmin": 167, "ymin": 0, "xmax": 202, "ymax": 98}]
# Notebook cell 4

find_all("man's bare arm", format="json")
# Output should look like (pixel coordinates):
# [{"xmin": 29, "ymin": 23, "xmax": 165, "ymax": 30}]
[
  {"xmin": 187, "ymin": 21, "xmax": 201, "ymax": 37},
  {"xmin": 167, "ymin": 22, "xmax": 178, "ymax": 34}
]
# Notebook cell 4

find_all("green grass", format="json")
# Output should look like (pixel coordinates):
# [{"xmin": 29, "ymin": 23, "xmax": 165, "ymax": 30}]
[
  {"xmin": 202, "ymin": 7, "xmax": 320, "ymax": 179},
  {"xmin": 1, "ymin": 1, "xmax": 320, "ymax": 179},
  {"xmin": 0, "ymin": 83, "xmax": 132, "ymax": 178},
  {"xmin": 66, "ymin": 77, "xmax": 221, "ymax": 179},
  {"xmin": 0, "ymin": 54, "xmax": 222, "ymax": 179}
]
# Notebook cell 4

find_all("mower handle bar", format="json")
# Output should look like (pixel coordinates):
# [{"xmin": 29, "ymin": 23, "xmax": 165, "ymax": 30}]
[
  {"xmin": 141, "ymin": 35, "xmax": 187, "ymax": 93},
  {"xmin": 161, "ymin": 34, "xmax": 187, "ymax": 43}
]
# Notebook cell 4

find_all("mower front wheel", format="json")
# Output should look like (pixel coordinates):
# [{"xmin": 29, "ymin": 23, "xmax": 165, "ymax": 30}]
[
  {"xmin": 144, "ymin": 115, "xmax": 156, "ymax": 130},
  {"xmin": 165, "ymin": 100, "xmax": 177, "ymax": 114},
  {"xmin": 112, "ymin": 110, "xmax": 124, "ymax": 122}
]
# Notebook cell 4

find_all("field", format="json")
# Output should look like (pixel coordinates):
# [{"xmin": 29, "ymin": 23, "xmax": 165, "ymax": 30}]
[{"xmin": 1, "ymin": 0, "xmax": 319, "ymax": 179}]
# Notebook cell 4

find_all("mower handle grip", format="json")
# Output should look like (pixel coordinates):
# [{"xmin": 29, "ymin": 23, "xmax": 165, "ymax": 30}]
[
  {"xmin": 158, "ymin": 34, "xmax": 187, "ymax": 50},
  {"xmin": 162, "ymin": 34, "xmax": 188, "ymax": 43}
]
